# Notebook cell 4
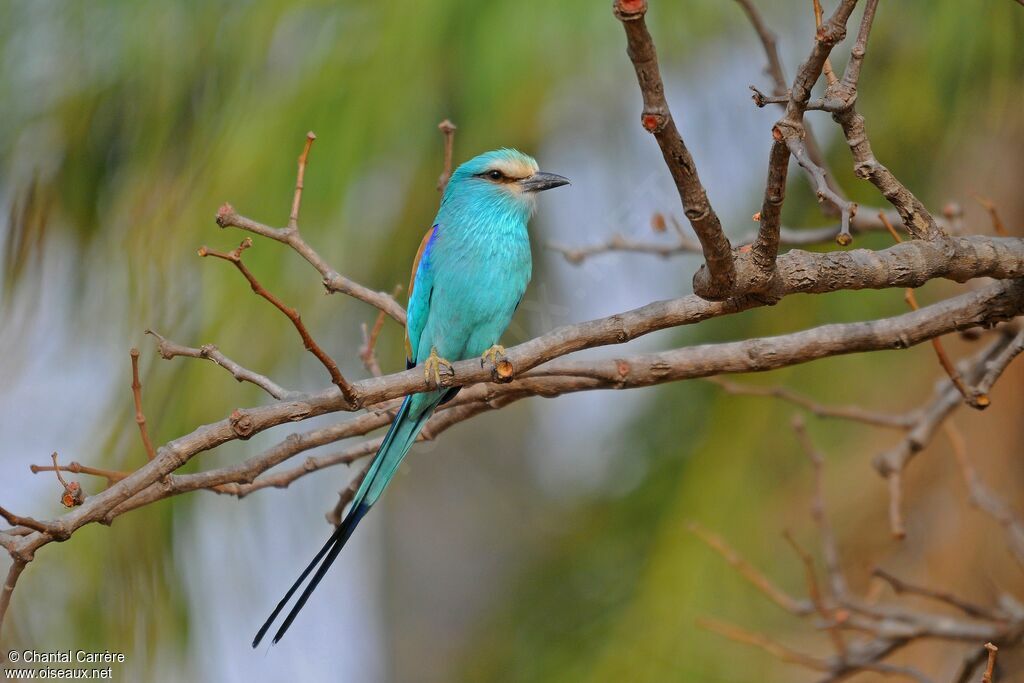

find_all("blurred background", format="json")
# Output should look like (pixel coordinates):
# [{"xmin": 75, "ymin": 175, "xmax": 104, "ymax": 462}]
[{"xmin": 1, "ymin": 1, "xmax": 1023, "ymax": 681}]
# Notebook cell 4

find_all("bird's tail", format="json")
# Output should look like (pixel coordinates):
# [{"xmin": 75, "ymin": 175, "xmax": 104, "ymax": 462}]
[{"xmin": 252, "ymin": 392, "xmax": 443, "ymax": 647}]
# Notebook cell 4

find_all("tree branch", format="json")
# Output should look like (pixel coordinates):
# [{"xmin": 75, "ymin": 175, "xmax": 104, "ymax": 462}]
[
  {"xmin": 945, "ymin": 422, "xmax": 1024, "ymax": 570},
  {"xmin": 750, "ymin": 0, "xmax": 859, "ymax": 283},
  {"xmin": 214, "ymin": 132, "xmax": 406, "ymax": 324},
  {"xmin": 198, "ymin": 239, "xmax": 359, "ymax": 407},
  {"xmin": 436, "ymin": 119, "xmax": 457, "ymax": 192},
  {"xmin": 709, "ymin": 378, "xmax": 915, "ymax": 429},
  {"xmin": 146, "ymin": 330, "xmax": 299, "ymax": 400},
  {"xmin": 130, "ymin": 348, "xmax": 157, "ymax": 461},
  {"xmin": 872, "ymin": 332, "xmax": 1020, "ymax": 538},
  {"xmin": 734, "ymin": 0, "xmax": 846, "ymax": 213},
  {"xmin": 613, "ymin": 0, "xmax": 736, "ymax": 299},
  {"xmin": 824, "ymin": 0, "xmax": 944, "ymax": 241},
  {"xmin": 0, "ymin": 559, "xmax": 27, "ymax": 645}
]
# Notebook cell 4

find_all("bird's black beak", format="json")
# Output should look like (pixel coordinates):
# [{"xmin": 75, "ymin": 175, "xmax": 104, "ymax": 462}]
[{"xmin": 521, "ymin": 171, "xmax": 570, "ymax": 193}]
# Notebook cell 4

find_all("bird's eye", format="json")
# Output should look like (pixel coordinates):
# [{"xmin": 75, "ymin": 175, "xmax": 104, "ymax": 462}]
[{"xmin": 487, "ymin": 170, "xmax": 503, "ymax": 181}]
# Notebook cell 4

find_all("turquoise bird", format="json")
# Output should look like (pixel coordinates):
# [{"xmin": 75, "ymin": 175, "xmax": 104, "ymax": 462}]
[{"xmin": 254, "ymin": 148, "xmax": 568, "ymax": 646}]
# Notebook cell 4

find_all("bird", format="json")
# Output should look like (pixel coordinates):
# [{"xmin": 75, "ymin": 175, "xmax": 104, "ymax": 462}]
[{"xmin": 253, "ymin": 148, "xmax": 569, "ymax": 647}]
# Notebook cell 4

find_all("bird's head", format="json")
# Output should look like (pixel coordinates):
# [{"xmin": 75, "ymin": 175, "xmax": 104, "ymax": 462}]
[{"xmin": 443, "ymin": 148, "xmax": 569, "ymax": 220}]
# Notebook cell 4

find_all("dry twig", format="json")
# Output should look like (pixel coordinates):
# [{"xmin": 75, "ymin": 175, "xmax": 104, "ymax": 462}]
[
  {"xmin": 198, "ymin": 239, "xmax": 359, "ymax": 407},
  {"xmin": 130, "ymin": 348, "xmax": 157, "ymax": 461},
  {"xmin": 436, "ymin": 119, "xmax": 457, "ymax": 192}
]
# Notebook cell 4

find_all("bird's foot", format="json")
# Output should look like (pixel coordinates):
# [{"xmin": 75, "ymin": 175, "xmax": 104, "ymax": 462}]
[
  {"xmin": 480, "ymin": 344, "xmax": 506, "ymax": 367},
  {"xmin": 423, "ymin": 347, "xmax": 454, "ymax": 387},
  {"xmin": 480, "ymin": 344, "xmax": 513, "ymax": 381}
]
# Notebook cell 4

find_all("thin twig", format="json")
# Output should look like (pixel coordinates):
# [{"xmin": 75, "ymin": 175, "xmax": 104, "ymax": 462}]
[
  {"xmin": 971, "ymin": 328, "xmax": 1024, "ymax": 408},
  {"xmin": 549, "ymin": 208, "xmax": 923, "ymax": 266},
  {"xmin": 697, "ymin": 616, "xmax": 829, "ymax": 671},
  {"xmin": 871, "ymin": 565, "xmax": 1002, "ymax": 621},
  {"xmin": 436, "ymin": 119, "xmax": 457, "ymax": 192},
  {"xmin": 982, "ymin": 642, "xmax": 998, "ymax": 683},
  {"xmin": 0, "ymin": 506, "xmax": 53, "ymax": 535},
  {"xmin": 791, "ymin": 416, "xmax": 847, "ymax": 598},
  {"xmin": 887, "ymin": 471, "xmax": 906, "ymax": 540},
  {"xmin": 0, "ymin": 559, "xmax": 27, "ymax": 644},
  {"xmin": 812, "ymin": 0, "xmax": 839, "ymax": 86},
  {"xmin": 746, "ymin": 0, "xmax": 859, "ymax": 287},
  {"xmin": 199, "ymin": 239, "xmax": 360, "ymax": 407},
  {"xmin": 826, "ymin": 0, "xmax": 943, "ymax": 241},
  {"xmin": 945, "ymin": 422, "xmax": 1024, "ymax": 570},
  {"xmin": 733, "ymin": 0, "xmax": 845, "ymax": 210},
  {"xmin": 873, "ymin": 334, "xmax": 1017, "ymax": 538},
  {"xmin": 359, "ymin": 284, "xmax": 401, "ymax": 377},
  {"xmin": 881, "ymin": 212, "xmax": 972, "ymax": 402},
  {"xmin": 689, "ymin": 521, "xmax": 812, "ymax": 615},
  {"xmin": 546, "ymin": 230, "xmax": 702, "ymax": 264},
  {"xmin": 326, "ymin": 460, "xmax": 373, "ymax": 527},
  {"xmin": 783, "ymin": 529, "xmax": 848, "ymax": 657},
  {"xmin": 38, "ymin": 452, "xmax": 85, "ymax": 507},
  {"xmin": 130, "ymin": 348, "xmax": 157, "ymax": 461},
  {"xmin": 146, "ymin": 330, "xmax": 298, "ymax": 400},
  {"xmin": 216, "ymin": 134, "xmax": 406, "ymax": 324},
  {"xmin": 30, "ymin": 460, "xmax": 128, "ymax": 487},
  {"xmin": 288, "ymin": 132, "xmax": 316, "ymax": 231},
  {"xmin": 973, "ymin": 195, "xmax": 1010, "ymax": 237},
  {"xmin": 785, "ymin": 136, "xmax": 857, "ymax": 244},
  {"xmin": 709, "ymin": 377, "xmax": 914, "ymax": 429}
]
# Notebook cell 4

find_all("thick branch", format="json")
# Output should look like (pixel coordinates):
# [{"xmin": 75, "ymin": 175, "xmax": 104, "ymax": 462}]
[{"xmin": 697, "ymin": 235, "xmax": 1024, "ymax": 301}]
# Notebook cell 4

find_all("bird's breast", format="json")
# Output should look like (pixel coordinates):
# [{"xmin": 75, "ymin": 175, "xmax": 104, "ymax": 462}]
[{"xmin": 430, "ymin": 223, "xmax": 532, "ymax": 342}]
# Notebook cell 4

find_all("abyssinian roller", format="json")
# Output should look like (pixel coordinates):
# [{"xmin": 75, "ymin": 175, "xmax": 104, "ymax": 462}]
[{"xmin": 254, "ymin": 149, "xmax": 569, "ymax": 646}]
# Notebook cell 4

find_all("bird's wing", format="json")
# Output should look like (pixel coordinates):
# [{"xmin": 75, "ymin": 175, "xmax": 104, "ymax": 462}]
[{"xmin": 405, "ymin": 224, "xmax": 438, "ymax": 368}]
